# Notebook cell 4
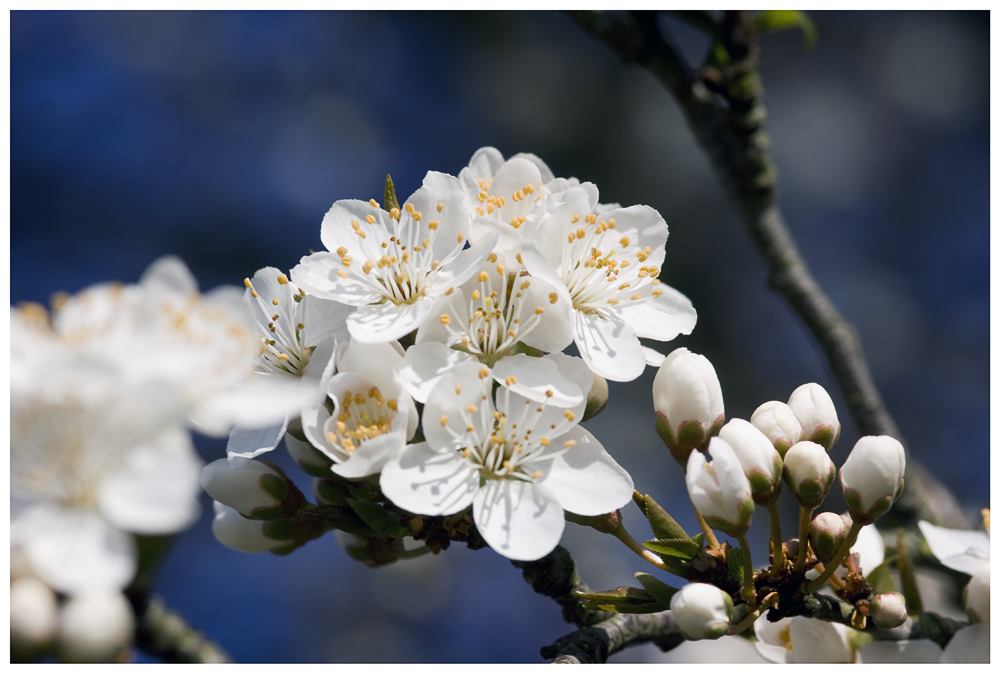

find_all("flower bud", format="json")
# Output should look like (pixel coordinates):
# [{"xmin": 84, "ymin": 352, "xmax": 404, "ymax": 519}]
[
  {"xmin": 870, "ymin": 592, "xmax": 908, "ymax": 629},
  {"xmin": 653, "ymin": 348, "xmax": 725, "ymax": 467},
  {"xmin": 201, "ymin": 458, "xmax": 303, "ymax": 520},
  {"xmin": 10, "ymin": 577, "xmax": 58, "ymax": 660},
  {"xmin": 750, "ymin": 401, "xmax": 802, "ymax": 457},
  {"xmin": 839, "ymin": 436, "xmax": 906, "ymax": 525},
  {"xmin": 809, "ymin": 512, "xmax": 853, "ymax": 564},
  {"xmin": 582, "ymin": 371, "xmax": 609, "ymax": 421},
  {"xmin": 669, "ymin": 582, "xmax": 733, "ymax": 641},
  {"xmin": 783, "ymin": 441, "xmax": 836, "ymax": 509},
  {"xmin": 56, "ymin": 588, "xmax": 135, "ymax": 663},
  {"xmin": 335, "ymin": 532, "xmax": 406, "ymax": 568},
  {"xmin": 285, "ymin": 431, "xmax": 333, "ymax": 478},
  {"xmin": 719, "ymin": 418, "xmax": 783, "ymax": 505},
  {"xmin": 963, "ymin": 565, "xmax": 989, "ymax": 623},
  {"xmin": 211, "ymin": 501, "xmax": 291, "ymax": 554},
  {"xmin": 787, "ymin": 383, "xmax": 841, "ymax": 450},
  {"xmin": 686, "ymin": 438, "xmax": 754, "ymax": 537}
]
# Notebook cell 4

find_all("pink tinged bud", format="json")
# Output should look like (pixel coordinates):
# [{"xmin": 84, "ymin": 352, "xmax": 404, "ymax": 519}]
[
  {"xmin": 783, "ymin": 441, "xmax": 836, "ymax": 509},
  {"xmin": 963, "ymin": 566, "xmax": 990, "ymax": 623},
  {"xmin": 201, "ymin": 458, "xmax": 299, "ymax": 519},
  {"xmin": 750, "ymin": 400, "xmax": 802, "ymax": 457},
  {"xmin": 839, "ymin": 436, "xmax": 906, "ymax": 525},
  {"xmin": 787, "ymin": 383, "xmax": 841, "ymax": 450},
  {"xmin": 653, "ymin": 348, "xmax": 725, "ymax": 466},
  {"xmin": 686, "ymin": 438, "xmax": 755, "ymax": 537},
  {"xmin": 870, "ymin": 592, "xmax": 908, "ymax": 629},
  {"xmin": 10, "ymin": 577, "xmax": 58, "ymax": 659},
  {"xmin": 56, "ymin": 588, "xmax": 135, "ymax": 663},
  {"xmin": 719, "ymin": 418, "xmax": 783, "ymax": 505},
  {"xmin": 809, "ymin": 512, "xmax": 853, "ymax": 563},
  {"xmin": 669, "ymin": 582, "xmax": 734, "ymax": 641}
]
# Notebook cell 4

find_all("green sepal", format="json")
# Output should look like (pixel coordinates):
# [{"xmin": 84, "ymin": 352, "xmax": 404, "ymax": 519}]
[
  {"xmin": 576, "ymin": 586, "xmax": 667, "ymax": 614},
  {"xmin": 299, "ymin": 504, "xmax": 377, "ymax": 536},
  {"xmin": 635, "ymin": 492, "xmax": 695, "ymax": 543},
  {"xmin": 346, "ymin": 498, "xmax": 410, "ymax": 538},
  {"xmin": 677, "ymin": 420, "xmax": 706, "ymax": 451},
  {"xmin": 727, "ymin": 547, "xmax": 744, "ymax": 584},
  {"xmin": 268, "ymin": 542, "xmax": 300, "ymax": 556},
  {"xmin": 384, "ymin": 174, "xmax": 400, "ymax": 215},
  {"xmin": 261, "ymin": 518, "xmax": 297, "ymax": 542},
  {"xmin": 313, "ymin": 479, "xmax": 350, "ymax": 507},
  {"xmin": 634, "ymin": 572, "xmax": 680, "ymax": 607},
  {"xmin": 642, "ymin": 538, "xmax": 701, "ymax": 560},
  {"xmin": 866, "ymin": 557, "xmax": 897, "ymax": 596},
  {"xmin": 258, "ymin": 473, "xmax": 289, "ymax": 502},
  {"xmin": 753, "ymin": 10, "xmax": 816, "ymax": 49}
]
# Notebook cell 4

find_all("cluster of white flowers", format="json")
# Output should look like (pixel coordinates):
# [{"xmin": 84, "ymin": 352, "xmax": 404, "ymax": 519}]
[
  {"xmin": 211, "ymin": 147, "xmax": 698, "ymax": 561},
  {"xmin": 10, "ymin": 257, "xmax": 313, "ymax": 661}
]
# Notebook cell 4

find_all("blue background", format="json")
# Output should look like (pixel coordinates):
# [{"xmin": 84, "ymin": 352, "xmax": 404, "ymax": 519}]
[{"xmin": 10, "ymin": 11, "xmax": 989, "ymax": 663}]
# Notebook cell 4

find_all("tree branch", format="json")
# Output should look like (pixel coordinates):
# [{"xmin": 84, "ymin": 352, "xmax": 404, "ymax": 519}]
[
  {"xmin": 570, "ymin": 10, "xmax": 968, "ymax": 529},
  {"xmin": 130, "ymin": 593, "xmax": 231, "ymax": 663},
  {"xmin": 511, "ymin": 545, "xmax": 616, "ymax": 628},
  {"xmin": 541, "ymin": 610, "xmax": 685, "ymax": 663}
]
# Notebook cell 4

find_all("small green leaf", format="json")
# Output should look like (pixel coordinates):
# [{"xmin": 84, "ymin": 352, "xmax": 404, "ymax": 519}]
[
  {"xmin": 384, "ymin": 174, "xmax": 400, "ymax": 214},
  {"xmin": 693, "ymin": 532, "xmax": 706, "ymax": 547},
  {"xmin": 637, "ymin": 493, "xmax": 695, "ymax": 542},
  {"xmin": 577, "ymin": 587, "xmax": 666, "ymax": 614},
  {"xmin": 576, "ymin": 586, "xmax": 652, "ymax": 603},
  {"xmin": 728, "ymin": 547, "xmax": 744, "ymax": 583},
  {"xmin": 866, "ymin": 557, "xmax": 897, "ymax": 595},
  {"xmin": 347, "ymin": 498, "xmax": 410, "ymax": 538},
  {"xmin": 643, "ymin": 538, "xmax": 701, "ymax": 560},
  {"xmin": 634, "ymin": 573, "xmax": 680, "ymax": 607},
  {"xmin": 754, "ymin": 10, "xmax": 816, "ymax": 49}
]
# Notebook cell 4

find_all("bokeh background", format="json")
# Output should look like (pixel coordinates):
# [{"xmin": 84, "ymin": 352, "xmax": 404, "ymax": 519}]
[{"xmin": 10, "ymin": 10, "xmax": 989, "ymax": 663}]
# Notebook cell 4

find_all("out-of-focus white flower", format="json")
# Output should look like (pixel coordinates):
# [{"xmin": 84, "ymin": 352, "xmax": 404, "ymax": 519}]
[
  {"xmin": 652, "ymin": 348, "xmax": 725, "ymax": 466},
  {"xmin": 380, "ymin": 362, "xmax": 633, "ymax": 561},
  {"xmin": 750, "ymin": 401, "xmax": 802, "ymax": 457},
  {"xmin": 940, "ymin": 624, "xmax": 990, "ymax": 663},
  {"xmin": 839, "ymin": 436, "xmax": 905, "ymax": 524},
  {"xmin": 869, "ymin": 592, "xmax": 908, "ymax": 629},
  {"xmin": 10, "ymin": 577, "xmax": 59, "ymax": 659},
  {"xmin": 783, "ymin": 441, "xmax": 836, "ymax": 509},
  {"xmin": 210, "ymin": 501, "xmax": 290, "ymax": 554},
  {"xmin": 685, "ymin": 438, "xmax": 754, "ymax": 537},
  {"xmin": 669, "ymin": 583, "xmax": 733, "ymax": 640},
  {"xmin": 300, "ymin": 341, "xmax": 418, "ymax": 479},
  {"xmin": 519, "ymin": 185, "xmax": 696, "ymax": 382},
  {"xmin": 292, "ymin": 172, "xmax": 498, "ymax": 343},
  {"xmin": 787, "ymin": 383, "xmax": 841, "ymax": 450},
  {"xmin": 753, "ymin": 615, "xmax": 854, "ymax": 663},
  {"xmin": 918, "ymin": 520, "xmax": 990, "ymax": 576},
  {"xmin": 719, "ymin": 418, "xmax": 783, "ymax": 505},
  {"xmin": 857, "ymin": 639, "xmax": 942, "ymax": 663},
  {"xmin": 56, "ymin": 587, "xmax": 135, "ymax": 663},
  {"xmin": 963, "ymin": 566, "xmax": 989, "ymax": 624}
]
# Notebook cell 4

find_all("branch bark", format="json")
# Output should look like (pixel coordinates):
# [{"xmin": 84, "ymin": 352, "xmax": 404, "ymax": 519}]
[
  {"xmin": 570, "ymin": 10, "xmax": 968, "ymax": 529},
  {"xmin": 130, "ymin": 593, "xmax": 231, "ymax": 663},
  {"xmin": 511, "ymin": 545, "xmax": 616, "ymax": 628}
]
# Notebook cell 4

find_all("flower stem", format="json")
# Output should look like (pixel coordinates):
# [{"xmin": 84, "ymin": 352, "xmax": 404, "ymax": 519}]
[
  {"xmin": 398, "ymin": 545, "xmax": 432, "ymax": 559},
  {"xmin": 794, "ymin": 505, "xmax": 813, "ymax": 573},
  {"xmin": 609, "ymin": 521, "xmax": 670, "ymax": 571},
  {"xmin": 727, "ymin": 591, "xmax": 778, "ymax": 635},
  {"xmin": 766, "ymin": 502, "xmax": 784, "ymax": 570},
  {"xmin": 695, "ymin": 508, "xmax": 720, "ymax": 549},
  {"xmin": 806, "ymin": 521, "xmax": 862, "ymax": 593},
  {"xmin": 736, "ymin": 533, "xmax": 756, "ymax": 605}
]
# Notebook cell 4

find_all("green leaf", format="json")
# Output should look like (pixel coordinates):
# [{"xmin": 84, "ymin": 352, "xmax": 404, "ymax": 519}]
[
  {"xmin": 637, "ymin": 493, "xmax": 696, "ymax": 543},
  {"xmin": 866, "ymin": 557, "xmax": 897, "ymax": 595},
  {"xmin": 897, "ymin": 528, "xmax": 923, "ymax": 615},
  {"xmin": 576, "ymin": 586, "xmax": 666, "ymax": 614},
  {"xmin": 384, "ymin": 174, "xmax": 401, "ymax": 214},
  {"xmin": 634, "ymin": 573, "xmax": 680, "ymax": 607},
  {"xmin": 347, "ymin": 498, "xmax": 410, "ymax": 538},
  {"xmin": 728, "ymin": 547, "xmax": 744, "ymax": 583},
  {"xmin": 693, "ymin": 532, "xmax": 706, "ymax": 547},
  {"xmin": 643, "ymin": 538, "xmax": 701, "ymax": 560},
  {"xmin": 754, "ymin": 10, "xmax": 816, "ymax": 49}
]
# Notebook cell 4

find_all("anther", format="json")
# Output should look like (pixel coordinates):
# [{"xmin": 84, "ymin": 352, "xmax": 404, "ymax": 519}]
[{"xmin": 440, "ymin": 415, "xmax": 449, "ymax": 427}]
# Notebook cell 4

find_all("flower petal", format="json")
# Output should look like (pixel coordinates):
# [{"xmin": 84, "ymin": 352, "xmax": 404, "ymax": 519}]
[
  {"xmin": 531, "ymin": 426, "xmax": 633, "ymax": 516},
  {"xmin": 615, "ymin": 284, "xmax": 697, "ymax": 342},
  {"xmin": 346, "ymin": 297, "xmax": 434, "ymax": 344},
  {"xmin": 918, "ymin": 520, "xmax": 991, "ymax": 575},
  {"xmin": 427, "ymin": 229, "xmax": 500, "ymax": 293},
  {"xmin": 292, "ymin": 251, "xmax": 382, "ymax": 305},
  {"xmin": 473, "ymin": 479, "xmax": 564, "ymax": 561},
  {"xmin": 941, "ymin": 624, "xmax": 990, "ymax": 663},
  {"xmin": 332, "ymin": 431, "xmax": 405, "ymax": 479},
  {"xmin": 398, "ymin": 342, "xmax": 476, "ymax": 403},
  {"xmin": 788, "ymin": 617, "xmax": 854, "ymax": 663},
  {"xmin": 858, "ymin": 639, "xmax": 943, "ymax": 663},
  {"xmin": 573, "ymin": 311, "xmax": 646, "ymax": 382},
  {"xmin": 423, "ymin": 362, "xmax": 494, "ymax": 453},
  {"xmin": 225, "ymin": 419, "xmax": 289, "ymax": 467},
  {"xmin": 492, "ymin": 354, "xmax": 586, "ymax": 408},
  {"xmin": 380, "ymin": 442, "xmax": 479, "ymax": 516},
  {"xmin": 642, "ymin": 344, "xmax": 666, "ymax": 366},
  {"xmin": 188, "ymin": 376, "xmax": 317, "ymax": 436}
]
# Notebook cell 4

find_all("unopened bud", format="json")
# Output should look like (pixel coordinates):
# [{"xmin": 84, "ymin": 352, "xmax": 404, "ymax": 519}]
[
  {"xmin": 719, "ymin": 418, "xmax": 783, "ymax": 505},
  {"xmin": 783, "ymin": 441, "xmax": 836, "ymax": 509},
  {"xmin": 285, "ymin": 432, "xmax": 333, "ymax": 478},
  {"xmin": 787, "ymin": 383, "xmax": 841, "ymax": 450},
  {"xmin": 653, "ymin": 348, "xmax": 725, "ymax": 467},
  {"xmin": 10, "ymin": 577, "xmax": 58, "ymax": 659},
  {"xmin": 211, "ymin": 501, "xmax": 292, "ymax": 553},
  {"xmin": 686, "ymin": 438, "xmax": 754, "ymax": 537},
  {"xmin": 56, "ymin": 588, "xmax": 134, "ymax": 663},
  {"xmin": 964, "ymin": 566, "xmax": 990, "ymax": 623},
  {"xmin": 582, "ymin": 371, "xmax": 609, "ymax": 421},
  {"xmin": 335, "ymin": 532, "xmax": 407, "ymax": 568},
  {"xmin": 669, "ymin": 582, "xmax": 734, "ymax": 640},
  {"xmin": 200, "ymin": 458, "xmax": 303, "ymax": 520},
  {"xmin": 839, "ymin": 436, "xmax": 906, "ymax": 525},
  {"xmin": 750, "ymin": 401, "xmax": 802, "ymax": 457},
  {"xmin": 870, "ymin": 592, "xmax": 908, "ymax": 629},
  {"xmin": 809, "ymin": 513, "xmax": 853, "ymax": 564}
]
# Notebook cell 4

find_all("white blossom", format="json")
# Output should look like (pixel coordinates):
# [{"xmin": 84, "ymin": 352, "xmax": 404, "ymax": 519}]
[
  {"xmin": 839, "ymin": 435, "xmax": 906, "ymax": 524},
  {"xmin": 211, "ymin": 501, "xmax": 289, "ymax": 554},
  {"xmin": 669, "ymin": 583, "xmax": 733, "ymax": 640},
  {"xmin": 380, "ymin": 361, "xmax": 633, "ymax": 561},
  {"xmin": 719, "ymin": 418, "xmax": 783, "ymax": 505},
  {"xmin": 750, "ymin": 400, "xmax": 802, "ymax": 456},
  {"xmin": 787, "ymin": 383, "xmax": 841, "ymax": 450},
  {"xmin": 685, "ymin": 438, "xmax": 754, "ymax": 537},
  {"xmin": 652, "ymin": 347, "xmax": 725, "ymax": 465},
  {"xmin": 783, "ymin": 441, "xmax": 836, "ymax": 509},
  {"xmin": 56, "ymin": 588, "xmax": 134, "ymax": 663},
  {"xmin": 754, "ymin": 615, "xmax": 855, "ymax": 663},
  {"xmin": 10, "ymin": 577, "xmax": 59, "ymax": 659}
]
